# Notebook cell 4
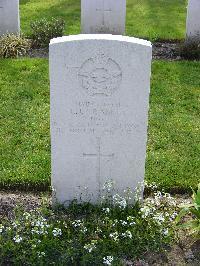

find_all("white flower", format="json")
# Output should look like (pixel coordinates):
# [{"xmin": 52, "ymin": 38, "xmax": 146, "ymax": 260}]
[
  {"xmin": 31, "ymin": 227, "xmax": 48, "ymax": 235},
  {"xmin": 52, "ymin": 228, "xmax": 62, "ymax": 237},
  {"xmin": 103, "ymin": 256, "xmax": 114, "ymax": 265},
  {"xmin": 13, "ymin": 235, "xmax": 23, "ymax": 243},
  {"xmin": 80, "ymin": 226, "xmax": 87, "ymax": 233},
  {"xmin": 102, "ymin": 208, "xmax": 110, "ymax": 214},
  {"xmin": 23, "ymin": 212, "xmax": 31, "ymax": 219},
  {"xmin": 120, "ymin": 220, "xmax": 127, "ymax": 226},
  {"xmin": 162, "ymin": 228, "xmax": 169, "ymax": 236},
  {"xmin": 95, "ymin": 227, "xmax": 102, "ymax": 234},
  {"xmin": 37, "ymin": 251, "xmax": 45, "ymax": 258},
  {"xmin": 153, "ymin": 213, "xmax": 165, "ymax": 225},
  {"xmin": 140, "ymin": 206, "xmax": 153, "ymax": 218},
  {"xmin": 169, "ymin": 212, "xmax": 178, "ymax": 221},
  {"xmin": 113, "ymin": 194, "xmax": 127, "ymax": 209},
  {"xmin": 121, "ymin": 230, "xmax": 132, "ymax": 239},
  {"xmin": 12, "ymin": 222, "xmax": 19, "ymax": 228},
  {"xmin": 109, "ymin": 232, "xmax": 119, "ymax": 242},
  {"xmin": 72, "ymin": 220, "xmax": 82, "ymax": 228},
  {"xmin": 103, "ymin": 180, "xmax": 115, "ymax": 192},
  {"xmin": 127, "ymin": 217, "xmax": 136, "ymax": 226},
  {"xmin": 0, "ymin": 224, "xmax": 4, "ymax": 233},
  {"xmin": 84, "ymin": 240, "xmax": 97, "ymax": 253}
]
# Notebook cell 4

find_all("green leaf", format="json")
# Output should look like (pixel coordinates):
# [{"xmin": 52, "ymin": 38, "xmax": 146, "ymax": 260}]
[
  {"xmin": 177, "ymin": 220, "xmax": 199, "ymax": 229},
  {"xmin": 190, "ymin": 208, "xmax": 200, "ymax": 219},
  {"xmin": 175, "ymin": 208, "xmax": 190, "ymax": 224}
]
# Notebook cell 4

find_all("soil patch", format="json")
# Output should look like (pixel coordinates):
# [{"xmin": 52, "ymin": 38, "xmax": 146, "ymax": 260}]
[
  {"xmin": 153, "ymin": 42, "xmax": 181, "ymax": 61},
  {"xmin": 26, "ymin": 42, "xmax": 184, "ymax": 61}
]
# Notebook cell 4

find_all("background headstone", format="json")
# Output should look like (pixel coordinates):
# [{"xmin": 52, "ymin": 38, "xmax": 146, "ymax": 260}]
[
  {"xmin": 81, "ymin": 0, "xmax": 126, "ymax": 35},
  {"xmin": 186, "ymin": 0, "xmax": 200, "ymax": 41},
  {"xmin": 50, "ymin": 35, "xmax": 152, "ymax": 205},
  {"xmin": 0, "ymin": 0, "xmax": 20, "ymax": 36}
]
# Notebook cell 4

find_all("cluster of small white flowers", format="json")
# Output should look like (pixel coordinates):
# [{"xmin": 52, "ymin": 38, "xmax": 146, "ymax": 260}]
[
  {"xmin": 140, "ymin": 205, "xmax": 156, "ymax": 218},
  {"xmin": 109, "ymin": 231, "xmax": 119, "ymax": 242},
  {"xmin": 146, "ymin": 191, "xmax": 177, "ymax": 208},
  {"xmin": 72, "ymin": 219, "xmax": 87, "ymax": 233},
  {"xmin": 31, "ymin": 218, "xmax": 50, "ymax": 235},
  {"xmin": 169, "ymin": 211, "xmax": 178, "ymax": 222},
  {"xmin": 23, "ymin": 212, "xmax": 31, "ymax": 220},
  {"xmin": 121, "ymin": 230, "xmax": 132, "ymax": 239},
  {"xmin": 72, "ymin": 219, "xmax": 82, "ymax": 228},
  {"xmin": 103, "ymin": 256, "xmax": 114, "ymax": 265},
  {"xmin": 31, "ymin": 228, "xmax": 48, "ymax": 235},
  {"xmin": 103, "ymin": 180, "xmax": 115, "ymax": 192},
  {"xmin": 153, "ymin": 213, "xmax": 165, "ymax": 225},
  {"xmin": 80, "ymin": 226, "xmax": 88, "ymax": 233},
  {"xmin": 123, "ymin": 188, "xmax": 134, "ymax": 201},
  {"xmin": 12, "ymin": 222, "xmax": 19, "ymax": 229},
  {"xmin": 127, "ymin": 216, "xmax": 136, "ymax": 226},
  {"xmin": 134, "ymin": 184, "xmax": 144, "ymax": 201},
  {"xmin": 37, "ymin": 251, "xmax": 45, "ymax": 258},
  {"xmin": 162, "ymin": 228, "xmax": 169, "ymax": 236},
  {"xmin": 52, "ymin": 228, "xmax": 62, "ymax": 237},
  {"xmin": 102, "ymin": 207, "xmax": 110, "ymax": 214},
  {"xmin": 120, "ymin": 220, "xmax": 127, "ymax": 226},
  {"xmin": 84, "ymin": 240, "xmax": 97, "ymax": 253},
  {"xmin": 13, "ymin": 235, "xmax": 23, "ymax": 243},
  {"xmin": 112, "ymin": 219, "xmax": 118, "ymax": 227},
  {"xmin": 144, "ymin": 181, "xmax": 158, "ymax": 191},
  {"xmin": 95, "ymin": 227, "xmax": 102, "ymax": 234},
  {"xmin": 113, "ymin": 194, "xmax": 127, "ymax": 209},
  {"xmin": 0, "ymin": 224, "xmax": 4, "ymax": 233}
]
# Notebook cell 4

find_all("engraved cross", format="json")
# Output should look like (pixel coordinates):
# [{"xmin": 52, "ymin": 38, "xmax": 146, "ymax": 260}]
[
  {"xmin": 83, "ymin": 137, "xmax": 114, "ymax": 187},
  {"xmin": 96, "ymin": 0, "xmax": 112, "ymax": 27}
]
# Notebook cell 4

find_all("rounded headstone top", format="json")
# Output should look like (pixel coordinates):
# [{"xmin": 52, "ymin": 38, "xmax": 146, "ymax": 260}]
[{"xmin": 50, "ymin": 34, "xmax": 152, "ymax": 48}]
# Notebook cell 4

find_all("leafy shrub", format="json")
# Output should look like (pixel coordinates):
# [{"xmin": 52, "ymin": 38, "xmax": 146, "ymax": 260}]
[
  {"xmin": 30, "ymin": 17, "xmax": 65, "ymax": 48},
  {"xmin": 0, "ymin": 34, "xmax": 31, "ymax": 58},
  {"xmin": 179, "ymin": 38, "xmax": 200, "ymax": 60},
  {"xmin": 0, "ymin": 185, "xmax": 178, "ymax": 265},
  {"xmin": 176, "ymin": 184, "xmax": 200, "ymax": 238}
]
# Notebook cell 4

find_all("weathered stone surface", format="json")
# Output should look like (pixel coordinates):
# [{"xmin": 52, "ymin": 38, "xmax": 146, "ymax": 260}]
[
  {"xmin": 0, "ymin": 0, "xmax": 20, "ymax": 36},
  {"xmin": 186, "ymin": 0, "xmax": 200, "ymax": 41},
  {"xmin": 81, "ymin": 0, "xmax": 126, "ymax": 35},
  {"xmin": 50, "ymin": 35, "xmax": 152, "ymax": 205}
]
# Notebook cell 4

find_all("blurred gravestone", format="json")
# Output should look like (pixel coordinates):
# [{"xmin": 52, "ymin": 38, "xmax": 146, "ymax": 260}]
[
  {"xmin": 81, "ymin": 0, "xmax": 126, "ymax": 35},
  {"xmin": 186, "ymin": 0, "xmax": 200, "ymax": 41},
  {"xmin": 0, "ymin": 0, "xmax": 20, "ymax": 36}
]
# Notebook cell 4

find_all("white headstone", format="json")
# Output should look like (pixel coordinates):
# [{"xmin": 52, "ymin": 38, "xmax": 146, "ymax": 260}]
[
  {"xmin": 0, "ymin": 0, "xmax": 20, "ymax": 36},
  {"xmin": 186, "ymin": 0, "xmax": 200, "ymax": 41},
  {"xmin": 50, "ymin": 35, "xmax": 152, "ymax": 205},
  {"xmin": 81, "ymin": 0, "xmax": 126, "ymax": 35}
]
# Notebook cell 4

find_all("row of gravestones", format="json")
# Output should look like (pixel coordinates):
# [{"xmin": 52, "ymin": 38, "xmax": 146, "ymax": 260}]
[{"xmin": 0, "ymin": 0, "xmax": 200, "ymax": 41}]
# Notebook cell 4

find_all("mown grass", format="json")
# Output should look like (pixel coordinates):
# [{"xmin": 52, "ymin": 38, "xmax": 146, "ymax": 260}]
[
  {"xmin": 20, "ymin": 0, "xmax": 187, "ymax": 41},
  {"xmin": 0, "ymin": 59, "xmax": 199, "ymax": 192},
  {"xmin": 0, "ymin": 59, "xmax": 50, "ymax": 190},
  {"xmin": 147, "ymin": 61, "xmax": 200, "ymax": 192}
]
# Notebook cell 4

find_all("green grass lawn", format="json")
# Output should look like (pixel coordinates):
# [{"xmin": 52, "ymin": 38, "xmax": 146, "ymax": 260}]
[
  {"xmin": 20, "ymin": 0, "xmax": 187, "ymax": 41},
  {"xmin": 0, "ymin": 59, "xmax": 199, "ymax": 192}
]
